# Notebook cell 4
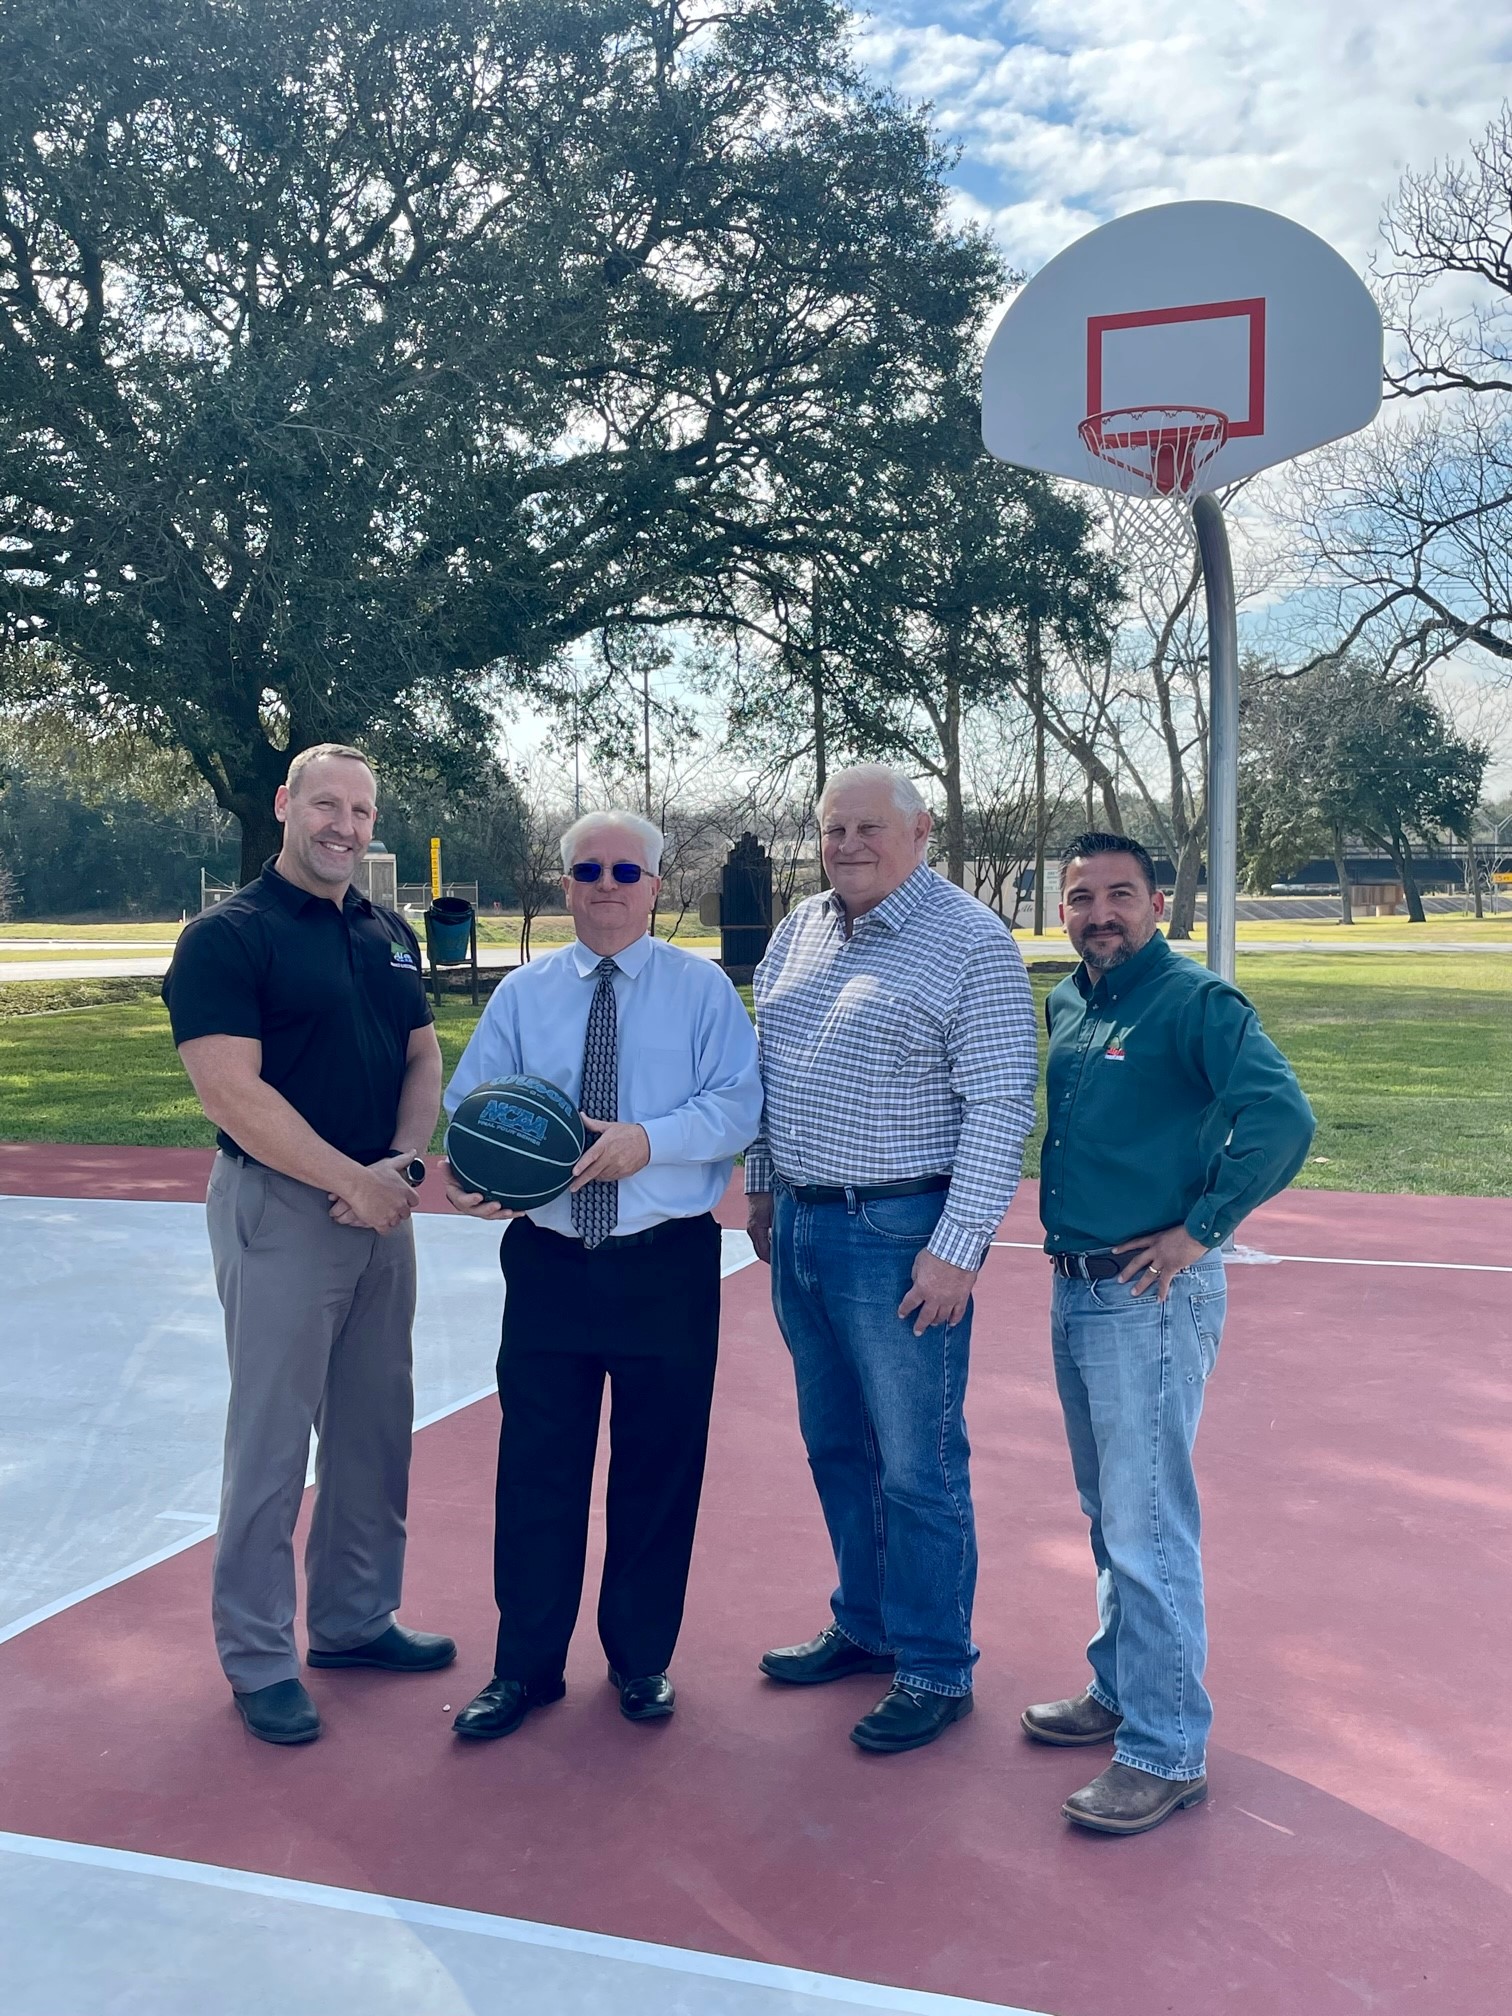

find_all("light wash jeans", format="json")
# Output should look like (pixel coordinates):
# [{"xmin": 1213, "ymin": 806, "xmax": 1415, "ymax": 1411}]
[
  {"xmin": 771, "ymin": 1186, "xmax": 978, "ymax": 1697},
  {"xmin": 1050, "ymin": 1250, "xmax": 1227, "ymax": 1780}
]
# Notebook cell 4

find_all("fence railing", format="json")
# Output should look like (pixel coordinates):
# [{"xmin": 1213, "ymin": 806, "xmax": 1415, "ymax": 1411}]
[{"xmin": 396, "ymin": 882, "xmax": 479, "ymax": 912}]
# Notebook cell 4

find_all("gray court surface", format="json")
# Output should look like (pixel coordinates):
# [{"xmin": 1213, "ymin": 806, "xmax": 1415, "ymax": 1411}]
[
  {"xmin": 0, "ymin": 1198, "xmax": 756, "ymax": 1639},
  {"xmin": 0, "ymin": 1835, "xmax": 1028, "ymax": 2016}
]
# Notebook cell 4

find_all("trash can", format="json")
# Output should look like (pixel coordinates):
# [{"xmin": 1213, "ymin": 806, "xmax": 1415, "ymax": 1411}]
[{"xmin": 424, "ymin": 895, "xmax": 474, "ymax": 966}]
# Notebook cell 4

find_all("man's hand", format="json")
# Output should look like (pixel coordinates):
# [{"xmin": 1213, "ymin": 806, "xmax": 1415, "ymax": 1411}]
[
  {"xmin": 747, "ymin": 1192, "xmax": 773, "ymax": 1265},
  {"xmin": 329, "ymin": 1153, "xmax": 416, "ymax": 1235},
  {"xmin": 441, "ymin": 1160, "xmax": 525, "ymax": 1222},
  {"xmin": 1114, "ymin": 1225, "xmax": 1209, "ymax": 1301},
  {"xmin": 569, "ymin": 1117, "xmax": 651, "ymax": 1192},
  {"xmin": 898, "ymin": 1249, "xmax": 979, "ymax": 1336}
]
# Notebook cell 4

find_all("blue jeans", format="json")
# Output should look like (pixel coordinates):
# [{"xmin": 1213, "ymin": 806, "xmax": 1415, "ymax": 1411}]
[
  {"xmin": 770, "ymin": 1187, "xmax": 978, "ymax": 1697},
  {"xmin": 1051, "ymin": 1251, "xmax": 1227, "ymax": 1780}
]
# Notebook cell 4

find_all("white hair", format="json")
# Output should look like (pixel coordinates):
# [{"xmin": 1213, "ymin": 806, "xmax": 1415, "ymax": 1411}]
[
  {"xmin": 558, "ymin": 809, "xmax": 665, "ymax": 874},
  {"xmin": 819, "ymin": 765, "xmax": 929, "ymax": 820}
]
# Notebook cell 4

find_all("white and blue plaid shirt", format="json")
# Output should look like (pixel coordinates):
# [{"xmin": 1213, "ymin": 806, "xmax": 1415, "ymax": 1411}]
[{"xmin": 745, "ymin": 864, "xmax": 1038, "ymax": 1270}]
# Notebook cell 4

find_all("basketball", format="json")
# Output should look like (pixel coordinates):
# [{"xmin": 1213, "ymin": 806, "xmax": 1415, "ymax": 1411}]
[{"xmin": 445, "ymin": 1075, "xmax": 586, "ymax": 1209}]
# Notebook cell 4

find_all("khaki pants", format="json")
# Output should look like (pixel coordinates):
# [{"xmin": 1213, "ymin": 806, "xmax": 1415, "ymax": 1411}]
[{"xmin": 206, "ymin": 1152, "xmax": 416, "ymax": 1692}]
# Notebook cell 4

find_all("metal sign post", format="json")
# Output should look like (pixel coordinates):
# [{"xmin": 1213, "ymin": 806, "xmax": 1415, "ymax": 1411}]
[{"xmin": 1192, "ymin": 494, "xmax": 1238, "ymax": 985}]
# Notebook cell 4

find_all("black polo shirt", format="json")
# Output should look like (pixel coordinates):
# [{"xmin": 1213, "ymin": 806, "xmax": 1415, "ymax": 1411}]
[{"xmin": 162, "ymin": 861, "xmax": 434, "ymax": 1164}]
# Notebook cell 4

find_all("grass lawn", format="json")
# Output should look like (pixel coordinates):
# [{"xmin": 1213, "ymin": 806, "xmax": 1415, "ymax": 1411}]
[
  {"xmin": 0, "ymin": 921, "xmax": 186, "ymax": 940},
  {"xmin": 0, "ymin": 956, "xmax": 1507, "ymax": 1195}
]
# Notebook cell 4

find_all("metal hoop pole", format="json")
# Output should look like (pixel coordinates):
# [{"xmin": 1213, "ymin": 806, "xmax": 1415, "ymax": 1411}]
[{"xmin": 1192, "ymin": 492, "xmax": 1237, "ymax": 986}]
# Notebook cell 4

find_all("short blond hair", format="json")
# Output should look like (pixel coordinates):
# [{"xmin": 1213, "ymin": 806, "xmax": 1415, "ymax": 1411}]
[{"xmin": 285, "ymin": 744, "xmax": 376, "ymax": 795}]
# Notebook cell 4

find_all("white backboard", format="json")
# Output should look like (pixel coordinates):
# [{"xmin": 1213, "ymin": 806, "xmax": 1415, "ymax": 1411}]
[{"xmin": 981, "ymin": 201, "xmax": 1383, "ymax": 495}]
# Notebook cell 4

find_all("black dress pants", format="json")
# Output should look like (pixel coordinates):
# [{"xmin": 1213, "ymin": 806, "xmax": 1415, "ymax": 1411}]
[{"xmin": 493, "ymin": 1211, "xmax": 722, "ymax": 1685}]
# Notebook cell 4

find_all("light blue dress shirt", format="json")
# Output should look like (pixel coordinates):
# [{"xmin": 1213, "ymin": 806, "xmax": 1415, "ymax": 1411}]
[{"xmin": 443, "ymin": 933, "xmax": 763, "ymax": 1238}]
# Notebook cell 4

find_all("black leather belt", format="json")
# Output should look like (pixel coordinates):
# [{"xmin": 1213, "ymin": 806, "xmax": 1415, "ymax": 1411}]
[
  {"xmin": 1050, "ymin": 1250, "xmax": 1126, "ymax": 1280},
  {"xmin": 779, "ymin": 1174, "xmax": 951, "ymax": 1206},
  {"xmin": 531, "ymin": 1214, "xmax": 712, "ymax": 1253}
]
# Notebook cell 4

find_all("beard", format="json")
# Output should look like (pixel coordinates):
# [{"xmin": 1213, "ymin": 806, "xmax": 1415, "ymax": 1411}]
[{"xmin": 1077, "ymin": 926, "xmax": 1134, "ymax": 972}]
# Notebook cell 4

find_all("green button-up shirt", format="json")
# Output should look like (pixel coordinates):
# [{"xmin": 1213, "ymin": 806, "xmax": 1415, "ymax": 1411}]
[{"xmin": 1040, "ymin": 932, "xmax": 1315, "ymax": 1252}]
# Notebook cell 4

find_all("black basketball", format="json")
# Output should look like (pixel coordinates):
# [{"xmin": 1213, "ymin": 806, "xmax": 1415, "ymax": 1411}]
[{"xmin": 445, "ymin": 1075, "xmax": 586, "ymax": 1209}]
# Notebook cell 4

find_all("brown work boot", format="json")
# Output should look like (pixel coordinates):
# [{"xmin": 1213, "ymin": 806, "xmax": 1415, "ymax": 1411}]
[
  {"xmin": 1062, "ymin": 1761, "xmax": 1207, "ymax": 1835},
  {"xmin": 1020, "ymin": 1689, "xmax": 1122, "ymax": 1747}
]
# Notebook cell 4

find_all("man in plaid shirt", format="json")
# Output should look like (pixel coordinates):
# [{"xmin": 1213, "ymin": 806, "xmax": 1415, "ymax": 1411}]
[{"xmin": 746, "ymin": 765, "xmax": 1037, "ymax": 1753}]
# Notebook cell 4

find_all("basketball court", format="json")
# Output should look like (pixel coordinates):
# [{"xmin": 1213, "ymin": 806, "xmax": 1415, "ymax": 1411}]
[{"xmin": 2, "ymin": 1145, "xmax": 1508, "ymax": 2015}]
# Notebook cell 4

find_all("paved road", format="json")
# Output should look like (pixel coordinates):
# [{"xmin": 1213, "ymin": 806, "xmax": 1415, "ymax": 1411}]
[
  {"xmin": 0, "ymin": 945, "xmax": 732, "ymax": 984},
  {"xmin": 7, "ymin": 937, "xmax": 1512, "ymax": 985}
]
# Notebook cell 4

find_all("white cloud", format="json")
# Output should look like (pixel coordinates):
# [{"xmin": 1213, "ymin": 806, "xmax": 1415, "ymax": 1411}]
[{"xmin": 851, "ymin": 3, "xmax": 1512, "ymax": 274}]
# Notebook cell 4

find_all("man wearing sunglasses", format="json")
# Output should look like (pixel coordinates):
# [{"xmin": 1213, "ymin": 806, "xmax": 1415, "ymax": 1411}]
[{"xmin": 443, "ymin": 811, "xmax": 763, "ymax": 1741}]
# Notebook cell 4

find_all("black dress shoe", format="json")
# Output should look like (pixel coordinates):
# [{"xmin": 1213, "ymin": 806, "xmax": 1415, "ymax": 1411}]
[
  {"xmin": 760, "ymin": 1623, "xmax": 895, "ymax": 1686},
  {"xmin": 234, "ymin": 1678, "xmax": 321, "ymax": 1746},
  {"xmin": 608, "ymin": 1668, "xmax": 675, "ymax": 1721},
  {"xmin": 452, "ymin": 1673, "xmax": 566, "ymax": 1740},
  {"xmin": 850, "ymin": 1683, "xmax": 973, "ymax": 1754},
  {"xmin": 308, "ymin": 1623, "xmax": 457, "ymax": 1673}
]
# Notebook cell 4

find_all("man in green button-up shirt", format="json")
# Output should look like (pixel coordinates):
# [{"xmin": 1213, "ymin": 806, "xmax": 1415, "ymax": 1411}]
[{"xmin": 1022, "ymin": 833, "xmax": 1314, "ymax": 1837}]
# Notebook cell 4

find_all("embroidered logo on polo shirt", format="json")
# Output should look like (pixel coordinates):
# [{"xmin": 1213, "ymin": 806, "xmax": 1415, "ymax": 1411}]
[{"xmin": 389, "ymin": 941, "xmax": 417, "ymax": 970}]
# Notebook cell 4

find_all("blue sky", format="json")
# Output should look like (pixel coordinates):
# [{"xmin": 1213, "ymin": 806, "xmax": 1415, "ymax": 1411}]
[
  {"xmin": 847, "ymin": 5, "xmax": 1512, "ymax": 780},
  {"xmin": 850, "ymin": 2, "xmax": 1512, "ymax": 282}
]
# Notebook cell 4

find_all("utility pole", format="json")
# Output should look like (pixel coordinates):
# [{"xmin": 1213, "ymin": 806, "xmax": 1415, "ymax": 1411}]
[
  {"xmin": 1029, "ymin": 617, "xmax": 1047, "ymax": 936},
  {"xmin": 642, "ymin": 660, "xmax": 652, "ymax": 821},
  {"xmin": 811, "ymin": 573, "xmax": 828, "ymax": 890}
]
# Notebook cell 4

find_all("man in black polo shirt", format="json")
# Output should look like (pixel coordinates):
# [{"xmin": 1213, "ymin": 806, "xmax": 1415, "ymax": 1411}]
[{"xmin": 163, "ymin": 743, "xmax": 452, "ymax": 1745}]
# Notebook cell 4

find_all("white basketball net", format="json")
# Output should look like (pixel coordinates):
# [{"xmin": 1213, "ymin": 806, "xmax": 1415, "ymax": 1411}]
[{"xmin": 1078, "ymin": 405, "xmax": 1229, "ymax": 576}]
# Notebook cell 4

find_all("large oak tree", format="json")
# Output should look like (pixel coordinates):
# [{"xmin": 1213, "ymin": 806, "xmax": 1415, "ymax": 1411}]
[{"xmin": 0, "ymin": 0, "xmax": 993, "ymax": 873}]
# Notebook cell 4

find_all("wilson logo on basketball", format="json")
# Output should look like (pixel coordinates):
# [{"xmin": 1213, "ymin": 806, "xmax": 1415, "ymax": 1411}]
[{"xmin": 475, "ymin": 1099, "xmax": 550, "ymax": 1145}]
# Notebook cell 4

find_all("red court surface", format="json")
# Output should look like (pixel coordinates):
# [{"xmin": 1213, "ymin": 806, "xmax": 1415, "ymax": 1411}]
[{"xmin": 2, "ymin": 1148, "xmax": 1510, "ymax": 2014}]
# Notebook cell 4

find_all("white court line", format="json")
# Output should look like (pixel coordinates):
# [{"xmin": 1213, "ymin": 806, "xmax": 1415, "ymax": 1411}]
[
  {"xmin": 989, "ymin": 1240, "xmax": 1512, "ymax": 1275},
  {"xmin": 0, "ymin": 1526, "xmax": 217, "ymax": 1648},
  {"xmin": 0, "ymin": 1833, "xmax": 1044, "ymax": 2016}
]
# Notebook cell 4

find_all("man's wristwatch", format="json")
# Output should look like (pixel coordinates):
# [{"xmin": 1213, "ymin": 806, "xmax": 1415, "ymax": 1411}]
[{"xmin": 396, "ymin": 1156, "xmax": 427, "ymax": 1189}]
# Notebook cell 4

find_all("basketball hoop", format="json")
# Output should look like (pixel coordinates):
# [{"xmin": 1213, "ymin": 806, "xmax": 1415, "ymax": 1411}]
[{"xmin": 1078, "ymin": 405, "xmax": 1230, "ymax": 574}]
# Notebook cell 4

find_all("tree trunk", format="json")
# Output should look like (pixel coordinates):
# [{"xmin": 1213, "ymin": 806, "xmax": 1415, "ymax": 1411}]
[
  {"xmin": 1332, "ymin": 825, "xmax": 1354, "ymax": 925},
  {"xmin": 234, "ymin": 799, "xmax": 283, "ymax": 884},
  {"xmin": 1386, "ymin": 829, "xmax": 1427, "ymax": 922},
  {"xmin": 1167, "ymin": 834, "xmax": 1202, "ymax": 940}
]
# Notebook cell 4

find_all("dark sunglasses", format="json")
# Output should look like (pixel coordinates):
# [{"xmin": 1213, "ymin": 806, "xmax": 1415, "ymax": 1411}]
[{"xmin": 570, "ymin": 861, "xmax": 646, "ymax": 885}]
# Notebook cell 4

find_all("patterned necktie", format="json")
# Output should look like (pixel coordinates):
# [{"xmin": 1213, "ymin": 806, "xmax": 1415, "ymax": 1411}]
[{"xmin": 571, "ymin": 955, "xmax": 619, "ymax": 1248}]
